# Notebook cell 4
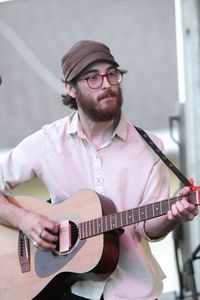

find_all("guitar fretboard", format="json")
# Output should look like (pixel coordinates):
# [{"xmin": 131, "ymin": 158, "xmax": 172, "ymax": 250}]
[{"xmin": 79, "ymin": 191, "xmax": 199, "ymax": 239}]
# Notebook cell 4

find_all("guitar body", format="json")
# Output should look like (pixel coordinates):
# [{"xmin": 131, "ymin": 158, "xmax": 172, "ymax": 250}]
[{"xmin": 0, "ymin": 189, "xmax": 120, "ymax": 300}]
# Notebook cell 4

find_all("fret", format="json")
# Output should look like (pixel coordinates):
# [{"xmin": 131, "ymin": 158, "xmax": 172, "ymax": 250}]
[
  {"xmin": 84, "ymin": 221, "xmax": 87, "ymax": 238},
  {"xmin": 102, "ymin": 216, "xmax": 107, "ymax": 233},
  {"xmin": 91, "ymin": 219, "xmax": 94, "ymax": 236},
  {"xmin": 83, "ymin": 221, "xmax": 87, "ymax": 238},
  {"xmin": 115, "ymin": 213, "xmax": 118, "ymax": 228},
  {"xmin": 111, "ymin": 214, "xmax": 117, "ymax": 230},
  {"xmin": 89, "ymin": 220, "xmax": 92, "ymax": 236},
  {"xmin": 105, "ymin": 216, "xmax": 109, "ymax": 231},
  {"xmin": 89, "ymin": 221, "xmax": 91, "ymax": 236},
  {"xmin": 121, "ymin": 211, "xmax": 127, "ymax": 227},
  {"xmin": 133, "ymin": 208, "xmax": 139, "ymax": 223},
  {"xmin": 93, "ymin": 218, "xmax": 97, "ymax": 235},
  {"xmin": 153, "ymin": 202, "xmax": 161, "ymax": 217},
  {"xmin": 167, "ymin": 198, "xmax": 171, "ymax": 212},
  {"xmin": 107, "ymin": 214, "xmax": 111, "ymax": 231},
  {"xmin": 127, "ymin": 209, "xmax": 133, "ymax": 225},
  {"xmin": 139, "ymin": 206, "xmax": 146, "ymax": 221},
  {"xmin": 90, "ymin": 220, "xmax": 93, "ymax": 237},
  {"xmin": 125, "ymin": 211, "xmax": 128, "ymax": 226},
  {"xmin": 97, "ymin": 217, "xmax": 102, "ymax": 235},
  {"xmin": 118, "ymin": 213, "xmax": 122, "ymax": 227},
  {"xmin": 145, "ymin": 205, "xmax": 148, "ymax": 219},
  {"xmin": 116, "ymin": 212, "xmax": 122, "ymax": 228},
  {"xmin": 81, "ymin": 221, "xmax": 84, "ymax": 238},
  {"xmin": 120, "ymin": 212, "xmax": 123, "ymax": 227},
  {"xmin": 160, "ymin": 201, "xmax": 163, "ymax": 215},
  {"xmin": 161, "ymin": 199, "xmax": 171, "ymax": 214},
  {"xmin": 90, "ymin": 219, "xmax": 94, "ymax": 236},
  {"xmin": 146, "ymin": 203, "xmax": 153, "ymax": 219},
  {"xmin": 86, "ymin": 220, "xmax": 90, "ymax": 237}
]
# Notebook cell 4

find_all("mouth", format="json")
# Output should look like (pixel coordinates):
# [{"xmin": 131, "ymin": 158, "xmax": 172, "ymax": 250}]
[
  {"xmin": 98, "ymin": 91, "xmax": 117, "ymax": 102},
  {"xmin": 98, "ymin": 96, "xmax": 117, "ymax": 106},
  {"xmin": 101, "ymin": 95, "xmax": 115, "ymax": 101}
]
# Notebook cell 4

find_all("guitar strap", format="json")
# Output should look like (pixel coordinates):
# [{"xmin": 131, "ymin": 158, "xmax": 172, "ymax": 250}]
[{"xmin": 134, "ymin": 126, "xmax": 193, "ymax": 188}]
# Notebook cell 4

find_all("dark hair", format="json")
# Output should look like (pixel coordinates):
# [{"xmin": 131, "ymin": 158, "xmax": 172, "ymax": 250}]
[
  {"xmin": 61, "ymin": 78, "xmax": 78, "ymax": 110},
  {"xmin": 62, "ymin": 93, "xmax": 78, "ymax": 110}
]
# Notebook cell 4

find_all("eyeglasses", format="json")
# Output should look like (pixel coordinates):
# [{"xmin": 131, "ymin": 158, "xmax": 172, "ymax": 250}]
[{"xmin": 79, "ymin": 69, "xmax": 124, "ymax": 89}]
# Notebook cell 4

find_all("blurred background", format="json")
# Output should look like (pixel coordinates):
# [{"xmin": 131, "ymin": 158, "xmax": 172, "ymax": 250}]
[{"xmin": 0, "ymin": 0, "xmax": 200, "ymax": 299}]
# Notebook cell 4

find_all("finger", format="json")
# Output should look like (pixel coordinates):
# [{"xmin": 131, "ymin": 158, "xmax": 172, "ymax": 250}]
[
  {"xmin": 32, "ymin": 231, "xmax": 58, "ymax": 250},
  {"xmin": 169, "ymin": 199, "xmax": 199, "ymax": 222},
  {"xmin": 168, "ymin": 202, "xmax": 186, "ymax": 222},
  {"xmin": 176, "ymin": 200, "xmax": 196, "ymax": 220},
  {"xmin": 167, "ymin": 210, "xmax": 176, "ymax": 221},
  {"xmin": 178, "ymin": 186, "xmax": 191, "ymax": 196},
  {"xmin": 171, "ymin": 202, "xmax": 183, "ymax": 218},
  {"xmin": 176, "ymin": 199, "xmax": 190, "ymax": 214},
  {"xmin": 40, "ymin": 228, "xmax": 58, "ymax": 243},
  {"xmin": 179, "ymin": 198, "xmax": 199, "ymax": 218},
  {"xmin": 35, "ymin": 238, "xmax": 57, "ymax": 250},
  {"xmin": 42, "ymin": 219, "xmax": 60, "ymax": 234}
]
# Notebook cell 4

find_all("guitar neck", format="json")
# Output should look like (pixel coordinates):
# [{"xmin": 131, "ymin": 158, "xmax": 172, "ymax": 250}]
[{"xmin": 79, "ymin": 190, "xmax": 199, "ymax": 239}]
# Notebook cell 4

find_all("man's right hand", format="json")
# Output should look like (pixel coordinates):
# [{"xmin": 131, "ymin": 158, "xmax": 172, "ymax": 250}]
[
  {"xmin": 0, "ymin": 193, "xmax": 59, "ymax": 250},
  {"xmin": 19, "ymin": 211, "xmax": 60, "ymax": 250}
]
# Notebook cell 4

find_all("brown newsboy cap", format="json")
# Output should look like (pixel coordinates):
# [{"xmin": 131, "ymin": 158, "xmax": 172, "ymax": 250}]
[{"xmin": 61, "ymin": 40, "xmax": 119, "ymax": 82}]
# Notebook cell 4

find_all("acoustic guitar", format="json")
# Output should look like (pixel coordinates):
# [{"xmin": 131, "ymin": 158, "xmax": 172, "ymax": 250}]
[{"xmin": 0, "ymin": 188, "xmax": 199, "ymax": 300}]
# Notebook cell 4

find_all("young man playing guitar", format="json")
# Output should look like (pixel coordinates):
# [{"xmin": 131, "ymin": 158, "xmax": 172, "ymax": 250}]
[{"xmin": 0, "ymin": 40, "xmax": 199, "ymax": 300}]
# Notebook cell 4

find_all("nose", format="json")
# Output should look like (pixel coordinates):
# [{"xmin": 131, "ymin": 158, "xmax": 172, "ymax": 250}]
[{"xmin": 101, "ymin": 74, "xmax": 111, "ymax": 88}]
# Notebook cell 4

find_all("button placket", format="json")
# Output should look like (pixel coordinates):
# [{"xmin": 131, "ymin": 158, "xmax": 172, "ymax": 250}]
[{"xmin": 91, "ymin": 148, "xmax": 104, "ymax": 195}]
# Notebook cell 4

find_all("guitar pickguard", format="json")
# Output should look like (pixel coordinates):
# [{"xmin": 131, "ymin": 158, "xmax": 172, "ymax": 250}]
[{"xmin": 35, "ymin": 238, "xmax": 86, "ymax": 277}]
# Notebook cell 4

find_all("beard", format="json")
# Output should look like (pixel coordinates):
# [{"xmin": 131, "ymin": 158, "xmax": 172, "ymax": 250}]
[{"xmin": 75, "ymin": 87, "xmax": 123, "ymax": 122}]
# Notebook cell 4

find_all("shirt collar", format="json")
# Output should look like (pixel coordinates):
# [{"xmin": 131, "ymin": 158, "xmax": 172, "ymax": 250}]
[
  {"xmin": 114, "ymin": 112, "xmax": 127, "ymax": 140},
  {"xmin": 67, "ymin": 111, "xmax": 127, "ymax": 141}
]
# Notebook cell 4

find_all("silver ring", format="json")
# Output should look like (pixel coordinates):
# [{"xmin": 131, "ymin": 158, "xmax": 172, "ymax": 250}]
[
  {"xmin": 38, "ymin": 229, "xmax": 44, "ymax": 238},
  {"xmin": 37, "ymin": 229, "xmax": 44, "ymax": 238},
  {"xmin": 33, "ymin": 241, "xmax": 38, "ymax": 248}
]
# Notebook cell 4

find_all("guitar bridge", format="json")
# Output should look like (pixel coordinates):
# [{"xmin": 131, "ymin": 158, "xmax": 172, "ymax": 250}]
[{"xmin": 18, "ymin": 230, "xmax": 30, "ymax": 273}]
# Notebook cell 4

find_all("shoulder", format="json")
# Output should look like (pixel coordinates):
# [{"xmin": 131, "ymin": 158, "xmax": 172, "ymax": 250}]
[
  {"xmin": 13, "ymin": 115, "xmax": 72, "ymax": 152},
  {"xmin": 124, "ymin": 122, "xmax": 166, "ymax": 162},
  {"xmin": 40, "ymin": 113, "xmax": 76, "ymax": 142},
  {"xmin": 127, "ymin": 122, "xmax": 165, "ymax": 150},
  {"xmin": 41, "ymin": 115, "xmax": 72, "ymax": 133}
]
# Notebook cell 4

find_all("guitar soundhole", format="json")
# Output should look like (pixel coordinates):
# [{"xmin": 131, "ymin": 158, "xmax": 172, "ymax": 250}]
[{"xmin": 54, "ymin": 221, "xmax": 79, "ymax": 256}]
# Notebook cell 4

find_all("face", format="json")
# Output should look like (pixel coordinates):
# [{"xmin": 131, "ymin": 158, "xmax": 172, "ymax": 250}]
[{"xmin": 70, "ymin": 62, "xmax": 123, "ymax": 122}]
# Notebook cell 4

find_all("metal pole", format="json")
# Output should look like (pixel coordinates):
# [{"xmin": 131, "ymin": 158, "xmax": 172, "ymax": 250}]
[{"xmin": 175, "ymin": 0, "xmax": 200, "ymax": 295}]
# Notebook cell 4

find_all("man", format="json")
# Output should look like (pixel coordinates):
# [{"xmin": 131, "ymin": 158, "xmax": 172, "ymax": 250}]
[{"xmin": 0, "ymin": 40, "xmax": 198, "ymax": 300}]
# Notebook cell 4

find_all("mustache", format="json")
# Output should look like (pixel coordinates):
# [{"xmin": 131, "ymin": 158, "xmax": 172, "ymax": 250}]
[{"xmin": 97, "ymin": 89, "xmax": 117, "ymax": 101}]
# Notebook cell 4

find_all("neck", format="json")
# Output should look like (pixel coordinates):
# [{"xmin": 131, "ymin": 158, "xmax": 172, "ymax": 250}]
[{"xmin": 78, "ymin": 111, "xmax": 118, "ymax": 148}]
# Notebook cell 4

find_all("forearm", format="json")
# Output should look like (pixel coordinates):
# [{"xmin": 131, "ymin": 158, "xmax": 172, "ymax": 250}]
[
  {"xmin": 0, "ymin": 192, "xmax": 27, "ymax": 229},
  {"xmin": 144, "ymin": 215, "xmax": 180, "ymax": 239}
]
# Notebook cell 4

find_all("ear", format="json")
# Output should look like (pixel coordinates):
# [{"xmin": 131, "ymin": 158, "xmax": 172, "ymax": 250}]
[{"xmin": 65, "ymin": 83, "xmax": 77, "ymax": 98}]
